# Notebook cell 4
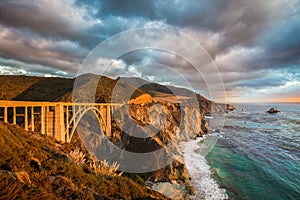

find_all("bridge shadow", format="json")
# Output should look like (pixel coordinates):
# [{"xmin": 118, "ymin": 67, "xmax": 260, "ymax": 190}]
[{"xmin": 13, "ymin": 77, "xmax": 74, "ymax": 101}]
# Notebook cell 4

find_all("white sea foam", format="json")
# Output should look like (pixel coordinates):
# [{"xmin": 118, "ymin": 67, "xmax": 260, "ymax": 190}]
[
  {"xmin": 204, "ymin": 116, "xmax": 213, "ymax": 119},
  {"xmin": 184, "ymin": 137, "xmax": 228, "ymax": 200}
]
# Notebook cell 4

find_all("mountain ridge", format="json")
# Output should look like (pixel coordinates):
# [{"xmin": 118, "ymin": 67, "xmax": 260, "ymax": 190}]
[{"xmin": 0, "ymin": 74, "xmax": 229, "ymax": 114}]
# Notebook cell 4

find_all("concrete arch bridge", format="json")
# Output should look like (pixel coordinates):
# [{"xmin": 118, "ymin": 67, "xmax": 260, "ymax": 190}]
[{"xmin": 0, "ymin": 101, "xmax": 121, "ymax": 142}]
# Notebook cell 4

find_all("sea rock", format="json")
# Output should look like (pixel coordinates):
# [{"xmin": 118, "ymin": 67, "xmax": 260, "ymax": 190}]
[
  {"xmin": 226, "ymin": 104, "xmax": 235, "ymax": 111},
  {"xmin": 267, "ymin": 108, "xmax": 280, "ymax": 114}
]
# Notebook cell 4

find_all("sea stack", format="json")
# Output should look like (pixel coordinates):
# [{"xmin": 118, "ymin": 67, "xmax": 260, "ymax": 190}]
[
  {"xmin": 267, "ymin": 108, "xmax": 280, "ymax": 114},
  {"xmin": 227, "ymin": 104, "xmax": 235, "ymax": 111}
]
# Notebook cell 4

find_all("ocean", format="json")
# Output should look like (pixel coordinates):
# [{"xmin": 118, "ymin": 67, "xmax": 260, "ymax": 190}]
[{"xmin": 185, "ymin": 103, "xmax": 300, "ymax": 200}]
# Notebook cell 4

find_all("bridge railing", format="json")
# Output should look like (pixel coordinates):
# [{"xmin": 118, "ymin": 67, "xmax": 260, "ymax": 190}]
[{"xmin": 0, "ymin": 100, "xmax": 123, "ymax": 142}]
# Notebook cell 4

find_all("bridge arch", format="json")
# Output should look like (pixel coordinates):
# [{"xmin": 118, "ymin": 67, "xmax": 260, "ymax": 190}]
[
  {"xmin": 67, "ymin": 106, "xmax": 108, "ymax": 142},
  {"xmin": 0, "ymin": 101, "xmax": 116, "ymax": 143}
]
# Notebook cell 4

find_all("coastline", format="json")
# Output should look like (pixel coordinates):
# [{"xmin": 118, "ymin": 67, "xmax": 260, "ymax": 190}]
[
  {"xmin": 183, "ymin": 136, "xmax": 228, "ymax": 200},
  {"xmin": 203, "ymin": 103, "xmax": 300, "ymax": 199}
]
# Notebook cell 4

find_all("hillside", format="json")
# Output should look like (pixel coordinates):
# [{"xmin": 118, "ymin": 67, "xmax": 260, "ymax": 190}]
[
  {"xmin": 0, "ymin": 74, "xmax": 227, "ymax": 199},
  {"xmin": 0, "ymin": 74, "xmax": 228, "ymax": 114},
  {"xmin": 0, "ymin": 75, "xmax": 74, "ymax": 101},
  {"xmin": 0, "ymin": 74, "xmax": 144, "ymax": 103},
  {"xmin": 0, "ymin": 121, "xmax": 169, "ymax": 199}
]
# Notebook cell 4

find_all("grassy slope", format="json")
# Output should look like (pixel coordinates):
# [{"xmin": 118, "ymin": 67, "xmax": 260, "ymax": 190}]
[
  {"xmin": 0, "ymin": 74, "xmax": 209, "ymax": 103},
  {"xmin": 0, "ymin": 74, "xmax": 146, "ymax": 103},
  {"xmin": 0, "ymin": 75, "xmax": 74, "ymax": 101},
  {"xmin": 0, "ymin": 122, "xmax": 169, "ymax": 200}
]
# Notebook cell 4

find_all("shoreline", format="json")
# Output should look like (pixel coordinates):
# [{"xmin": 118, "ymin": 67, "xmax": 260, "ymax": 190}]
[
  {"xmin": 183, "ymin": 136, "xmax": 228, "ymax": 200},
  {"xmin": 150, "ymin": 135, "xmax": 228, "ymax": 200}
]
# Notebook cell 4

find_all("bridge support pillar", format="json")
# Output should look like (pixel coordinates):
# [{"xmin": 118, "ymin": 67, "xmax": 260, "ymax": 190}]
[
  {"xmin": 41, "ymin": 106, "xmax": 46, "ymax": 135},
  {"xmin": 54, "ymin": 103, "xmax": 65, "ymax": 142},
  {"xmin": 0, "ymin": 101, "xmax": 118, "ymax": 143},
  {"xmin": 31, "ymin": 106, "xmax": 34, "ymax": 132},
  {"xmin": 106, "ymin": 106, "xmax": 111, "ymax": 137},
  {"xmin": 24, "ymin": 106, "xmax": 28, "ymax": 131},
  {"xmin": 4, "ymin": 107, "xmax": 7, "ymax": 123},
  {"xmin": 13, "ymin": 106, "xmax": 16, "ymax": 125}
]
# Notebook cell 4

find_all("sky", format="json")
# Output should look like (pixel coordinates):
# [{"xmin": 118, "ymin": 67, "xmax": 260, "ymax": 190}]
[{"xmin": 0, "ymin": 0, "xmax": 299, "ymax": 103}]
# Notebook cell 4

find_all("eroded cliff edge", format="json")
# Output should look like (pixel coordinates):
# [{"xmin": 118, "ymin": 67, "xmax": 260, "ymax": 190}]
[
  {"xmin": 76, "ymin": 98, "xmax": 209, "ymax": 197},
  {"xmin": 0, "ymin": 74, "xmax": 232, "ymax": 198},
  {"xmin": 125, "ymin": 101, "xmax": 207, "ymax": 183}
]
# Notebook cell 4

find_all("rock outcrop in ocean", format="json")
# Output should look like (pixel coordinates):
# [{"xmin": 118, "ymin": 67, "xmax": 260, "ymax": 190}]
[
  {"xmin": 267, "ymin": 108, "xmax": 280, "ymax": 113},
  {"xmin": 226, "ymin": 104, "xmax": 235, "ymax": 111}
]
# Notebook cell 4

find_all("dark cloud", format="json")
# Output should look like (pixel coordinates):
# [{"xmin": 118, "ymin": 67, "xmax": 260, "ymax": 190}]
[
  {"xmin": 0, "ymin": 0, "xmax": 299, "ymax": 101},
  {"xmin": 0, "ymin": 57, "xmax": 74, "ymax": 77},
  {"xmin": 0, "ymin": 0, "xmax": 102, "ymax": 48},
  {"xmin": 98, "ymin": 0, "xmax": 156, "ymax": 19},
  {"xmin": 261, "ymin": 12, "xmax": 300, "ymax": 67},
  {"xmin": 230, "ymin": 77, "xmax": 289, "ymax": 89},
  {"xmin": 97, "ymin": 0, "xmax": 284, "ymax": 53},
  {"xmin": 0, "ymin": 24, "xmax": 85, "ymax": 72}
]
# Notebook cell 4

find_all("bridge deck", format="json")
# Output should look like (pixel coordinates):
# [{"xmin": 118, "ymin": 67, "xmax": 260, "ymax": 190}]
[
  {"xmin": 0, "ymin": 100, "xmax": 122, "ymax": 142},
  {"xmin": 0, "ymin": 100, "xmax": 122, "ymax": 106}
]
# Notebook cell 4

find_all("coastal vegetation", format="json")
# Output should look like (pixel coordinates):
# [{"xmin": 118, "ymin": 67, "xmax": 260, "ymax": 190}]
[
  {"xmin": 0, "ymin": 74, "xmax": 231, "ymax": 199},
  {"xmin": 0, "ymin": 121, "xmax": 169, "ymax": 199}
]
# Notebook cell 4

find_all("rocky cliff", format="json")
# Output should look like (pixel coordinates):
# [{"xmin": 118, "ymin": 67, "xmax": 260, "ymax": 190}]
[
  {"xmin": 0, "ymin": 74, "xmax": 231, "ymax": 197},
  {"xmin": 75, "ymin": 98, "xmax": 208, "ymax": 187},
  {"xmin": 122, "ymin": 101, "xmax": 208, "ymax": 183}
]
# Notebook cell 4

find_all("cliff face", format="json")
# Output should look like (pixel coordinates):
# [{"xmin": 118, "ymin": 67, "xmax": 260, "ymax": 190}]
[
  {"xmin": 0, "ymin": 74, "xmax": 229, "ymax": 177},
  {"xmin": 112, "ymin": 101, "xmax": 208, "ymax": 183},
  {"xmin": 73, "ymin": 100, "xmax": 207, "ymax": 184}
]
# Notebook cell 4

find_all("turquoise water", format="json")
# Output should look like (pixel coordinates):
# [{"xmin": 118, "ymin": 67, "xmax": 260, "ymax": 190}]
[{"xmin": 206, "ymin": 103, "xmax": 300, "ymax": 200}]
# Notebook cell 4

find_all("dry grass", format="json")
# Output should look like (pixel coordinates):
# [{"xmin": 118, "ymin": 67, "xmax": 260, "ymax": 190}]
[
  {"xmin": 89, "ymin": 159, "xmax": 122, "ymax": 177},
  {"xmin": 69, "ymin": 147, "xmax": 86, "ymax": 165},
  {"xmin": 69, "ymin": 146, "xmax": 123, "ymax": 177},
  {"xmin": 0, "ymin": 122, "xmax": 168, "ymax": 199},
  {"xmin": 0, "ymin": 175, "xmax": 54, "ymax": 200}
]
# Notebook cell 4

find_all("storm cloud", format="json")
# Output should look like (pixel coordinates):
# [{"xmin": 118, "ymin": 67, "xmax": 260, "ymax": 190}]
[{"xmin": 0, "ymin": 0, "xmax": 299, "ymax": 102}]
